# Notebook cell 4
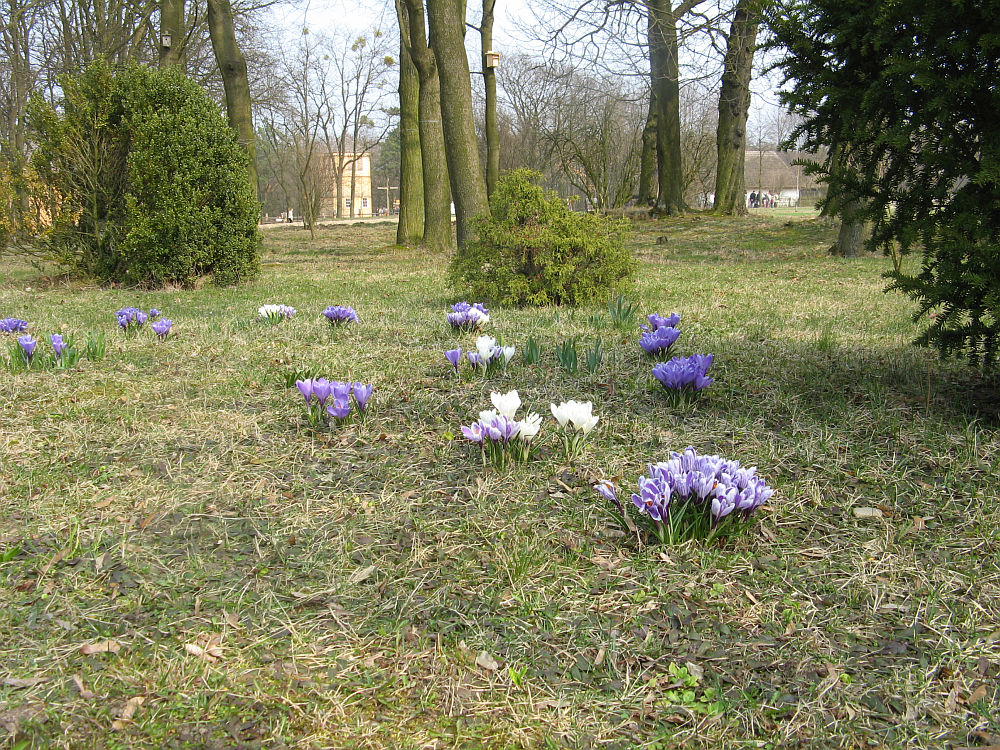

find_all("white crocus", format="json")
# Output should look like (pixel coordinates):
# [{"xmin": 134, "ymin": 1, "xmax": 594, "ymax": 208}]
[
  {"xmin": 490, "ymin": 389, "xmax": 521, "ymax": 418},
  {"xmin": 578, "ymin": 413, "xmax": 599, "ymax": 435},
  {"xmin": 518, "ymin": 412, "xmax": 542, "ymax": 441},
  {"xmin": 550, "ymin": 401, "xmax": 571, "ymax": 427},
  {"xmin": 258, "ymin": 304, "xmax": 281, "ymax": 318},
  {"xmin": 501, "ymin": 346, "xmax": 515, "ymax": 364},
  {"xmin": 476, "ymin": 334, "xmax": 497, "ymax": 359},
  {"xmin": 479, "ymin": 408, "xmax": 500, "ymax": 423}
]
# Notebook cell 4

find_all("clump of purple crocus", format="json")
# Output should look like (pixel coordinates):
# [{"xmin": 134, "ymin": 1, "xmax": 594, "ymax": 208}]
[
  {"xmin": 0, "ymin": 318, "xmax": 29, "ymax": 333},
  {"xmin": 593, "ymin": 446, "xmax": 773, "ymax": 545},
  {"xmin": 115, "ymin": 307, "xmax": 150, "ymax": 332},
  {"xmin": 447, "ymin": 302, "xmax": 490, "ymax": 331},
  {"xmin": 151, "ymin": 319, "xmax": 173, "ymax": 340},
  {"xmin": 652, "ymin": 354, "xmax": 714, "ymax": 403},
  {"xmin": 322, "ymin": 305, "xmax": 359, "ymax": 326},
  {"xmin": 639, "ymin": 324, "xmax": 681, "ymax": 355},
  {"xmin": 641, "ymin": 313, "xmax": 681, "ymax": 332},
  {"xmin": 295, "ymin": 377, "xmax": 374, "ymax": 427},
  {"xmin": 149, "ymin": 309, "xmax": 161, "ymax": 319}
]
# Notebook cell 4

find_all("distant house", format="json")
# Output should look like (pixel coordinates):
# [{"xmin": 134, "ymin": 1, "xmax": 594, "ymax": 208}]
[{"xmin": 319, "ymin": 152, "xmax": 373, "ymax": 218}]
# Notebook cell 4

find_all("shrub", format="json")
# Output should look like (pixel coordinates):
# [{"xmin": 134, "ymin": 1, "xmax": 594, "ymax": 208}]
[
  {"xmin": 28, "ymin": 61, "xmax": 260, "ymax": 287},
  {"xmin": 449, "ymin": 170, "xmax": 635, "ymax": 306}
]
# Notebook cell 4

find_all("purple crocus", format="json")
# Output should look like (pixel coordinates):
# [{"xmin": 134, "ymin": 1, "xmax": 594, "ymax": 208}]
[
  {"xmin": 312, "ymin": 378, "xmax": 332, "ymax": 406},
  {"xmin": 445, "ymin": 348, "xmax": 462, "ymax": 371},
  {"xmin": 639, "ymin": 325, "xmax": 681, "ymax": 355},
  {"xmin": 149, "ymin": 309, "xmax": 161, "ymax": 319},
  {"xmin": 50, "ymin": 334, "xmax": 67, "ymax": 359},
  {"xmin": 652, "ymin": 354, "xmax": 714, "ymax": 396},
  {"xmin": 461, "ymin": 422, "xmax": 485, "ymax": 444},
  {"xmin": 643, "ymin": 313, "xmax": 681, "ymax": 331},
  {"xmin": 593, "ymin": 480, "xmax": 623, "ymax": 513},
  {"xmin": 18, "ymin": 334, "xmax": 36, "ymax": 362},
  {"xmin": 296, "ymin": 378, "xmax": 314, "ymax": 404},
  {"xmin": 326, "ymin": 398, "xmax": 351, "ymax": 420},
  {"xmin": 322, "ymin": 305, "xmax": 359, "ymax": 325},
  {"xmin": 0, "ymin": 318, "xmax": 29, "ymax": 333},
  {"xmin": 151, "ymin": 319, "xmax": 172, "ymax": 339},
  {"xmin": 352, "ymin": 382, "xmax": 374, "ymax": 412}
]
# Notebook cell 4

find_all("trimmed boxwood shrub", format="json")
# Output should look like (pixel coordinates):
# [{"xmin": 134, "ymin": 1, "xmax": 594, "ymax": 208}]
[
  {"xmin": 28, "ymin": 61, "xmax": 259, "ymax": 287},
  {"xmin": 449, "ymin": 170, "xmax": 635, "ymax": 306}
]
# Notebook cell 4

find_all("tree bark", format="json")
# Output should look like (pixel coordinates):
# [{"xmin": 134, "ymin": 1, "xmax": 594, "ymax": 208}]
[
  {"xmin": 637, "ymin": 91, "xmax": 657, "ymax": 206},
  {"xmin": 713, "ymin": 0, "xmax": 760, "ymax": 215},
  {"xmin": 648, "ymin": 0, "xmax": 686, "ymax": 214},
  {"xmin": 396, "ymin": 3, "xmax": 425, "ymax": 245},
  {"xmin": 402, "ymin": 0, "xmax": 453, "ymax": 250},
  {"xmin": 207, "ymin": 0, "xmax": 257, "ymax": 203},
  {"xmin": 158, "ymin": 0, "xmax": 185, "ymax": 68},
  {"xmin": 481, "ymin": 0, "xmax": 499, "ymax": 197},
  {"xmin": 426, "ymin": 0, "xmax": 489, "ymax": 249},
  {"xmin": 829, "ymin": 196, "xmax": 868, "ymax": 256}
]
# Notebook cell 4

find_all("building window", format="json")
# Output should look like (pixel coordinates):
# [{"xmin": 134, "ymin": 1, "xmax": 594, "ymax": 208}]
[
  {"xmin": 345, "ymin": 199, "xmax": 352, "ymax": 208},
  {"xmin": 362, "ymin": 198, "xmax": 368, "ymax": 208}
]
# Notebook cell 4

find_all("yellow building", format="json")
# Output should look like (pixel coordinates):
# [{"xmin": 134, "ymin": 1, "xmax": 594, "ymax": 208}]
[{"xmin": 321, "ymin": 152, "xmax": 373, "ymax": 218}]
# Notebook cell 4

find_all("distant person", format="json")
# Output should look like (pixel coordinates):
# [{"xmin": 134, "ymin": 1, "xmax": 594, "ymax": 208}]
[{"xmin": 749, "ymin": 191, "xmax": 757, "ymax": 208}]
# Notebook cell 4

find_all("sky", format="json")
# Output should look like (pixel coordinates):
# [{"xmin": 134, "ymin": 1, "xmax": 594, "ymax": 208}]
[{"xmin": 267, "ymin": 0, "xmax": 787, "ymax": 138}]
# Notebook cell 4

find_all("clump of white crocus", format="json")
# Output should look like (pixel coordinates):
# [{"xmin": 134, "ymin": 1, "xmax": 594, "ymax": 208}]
[{"xmin": 550, "ymin": 400, "xmax": 599, "ymax": 459}]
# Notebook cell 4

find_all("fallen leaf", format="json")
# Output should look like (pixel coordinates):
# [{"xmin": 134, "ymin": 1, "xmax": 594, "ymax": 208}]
[
  {"xmin": 80, "ymin": 640, "xmax": 122, "ymax": 655},
  {"xmin": 853, "ymin": 507, "xmax": 884, "ymax": 519},
  {"xmin": 476, "ymin": 651, "xmax": 499, "ymax": 671},
  {"xmin": 2, "ymin": 676, "xmax": 49, "ymax": 688},
  {"xmin": 965, "ymin": 684, "xmax": 988, "ymax": 704},
  {"xmin": 184, "ymin": 633, "xmax": 223, "ymax": 662},
  {"xmin": 348, "ymin": 565, "xmax": 377, "ymax": 585},
  {"xmin": 72, "ymin": 674, "xmax": 95, "ymax": 699},
  {"xmin": 39, "ymin": 547, "xmax": 70, "ymax": 578},
  {"xmin": 111, "ymin": 696, "xmax": 145, "ymax": 729}
]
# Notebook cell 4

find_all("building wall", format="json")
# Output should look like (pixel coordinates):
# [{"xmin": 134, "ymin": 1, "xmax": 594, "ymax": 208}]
[{"xmin": 320, "ymin": 152, "xmax": 373, "ymax": 218}]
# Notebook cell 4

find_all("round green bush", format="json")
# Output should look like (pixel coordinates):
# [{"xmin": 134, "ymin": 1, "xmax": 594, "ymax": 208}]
[
  {"xmin": 28, "ymin": 62, "xmax": 260, "ymax": 287},
  {"xmin": 449, "ymin": 170, "xmax": 636, "ymax": 306}
]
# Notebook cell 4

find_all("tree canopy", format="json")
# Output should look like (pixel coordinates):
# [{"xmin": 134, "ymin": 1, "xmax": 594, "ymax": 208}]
[{"xmin": 770, "ymin": 0, "xmax": 1000, "ymax": 368}]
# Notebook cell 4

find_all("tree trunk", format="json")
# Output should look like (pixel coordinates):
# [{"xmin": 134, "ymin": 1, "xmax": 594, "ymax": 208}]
[
  {"xmin": 207, "ymin": 0, "xmax": 257, "ymax": 203},
  {"xmin": 403, "ymin": 0, "xmax": 452, "ymax": 251},
  {"xmin": 637, "ymin": 91, "xmax": 657, "ymax": 206},
  {"xmin": 648, "ymin": 0, "xmax": 685, "ymax": 214},
  {"xmin": 829, "ymin": 196, "xmax": 867, "ymax": 256},
  {"xmin": 426, "ymin": 0, "xmax": 489, "ymax": 249},
  {"xmin": 481, "ymin": 0, "xmax": 499, "ymax": 197},
  {"xmin": 159, "ymin": 0, "xmax": 185, "ymax": 68},
  {"xmin": 395, "ymin": 3, "xmax": 425, "ymax": 245},
  {"xmin": 713, "ymin": 0, "xmax": 759, "ymax": 215}
]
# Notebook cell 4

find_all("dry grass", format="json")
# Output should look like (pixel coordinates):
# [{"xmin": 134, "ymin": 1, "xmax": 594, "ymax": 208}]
[{"xmin": 1, "ymin": 214, "xmax": 998, "ymax": 749}]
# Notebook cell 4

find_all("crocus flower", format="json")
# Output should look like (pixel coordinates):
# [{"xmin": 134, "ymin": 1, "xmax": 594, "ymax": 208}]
[
  {"xmin": 639, "ymin": 325, "xmax": 681, "ymax": 355},
  {"xmin": 519, "ymin": 412, "xmax": 542, "ymax": 441},
  {"xmin": 490, "ymin": 390, "xmax": 521, "ymax": 419},
  {"xmin": 296, "ymin": 378, "xmax": 314, "ymax": 404},
  {"xmin": 445, "ymin": 348, "xmax": 462, "ymax": 371},
  {"xmin": 652, "ymin": 354, "xmax": 714, "ymax": 401},
  {"xmin": 598, "ymin": 446, "xmax": 773, "ymax": 545},
  {"xmin": 0, "ymin": 318, "xmax": 29, "ymax": 333},
  {"xmin": 50, "ymin": 334, "xmax": 67, "ymax": 359},
  {"xmin": 643, "ymin": 313, "xmax": 681, "ymax": 331},
  {"xmin": 323, "ymin": 305, "xmax": 359, "ymax": 325},
  {"xmin": 352, "ymin": 382, "xmax": 374, "ymax": 412},
  {"xmin": 593, "ymin": 480, "xmax": 623, "ymax": 512},
  {"xmin": 18, "ymin": 334, "xmax": 36, "ymax": 361},
  {"xmin": 312, "ymin": 378, "xmax": 332, "ymax": 406},
  {"xmin": 259, "ymin": 304, "xmax": 295, "ymax": 321},
  {"xmin": 327, "ymin": 398, "xmax": 351, "ymax": 420},
  {"xmin": 447, "ymin": 302, "xmax": 490, "ymax": 330},
  {"xmin": 151, "ymin": 319, "xmax": 172, "ymax": 339},
  {"xmin": 149, "ymin": 309, "xmax": 161, "ymax": 318}
]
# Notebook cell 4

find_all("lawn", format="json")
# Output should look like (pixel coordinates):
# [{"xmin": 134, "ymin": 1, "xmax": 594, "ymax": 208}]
[{"xmin": 1, "ymin": 213, "xmax": 998, "ymax": 749}]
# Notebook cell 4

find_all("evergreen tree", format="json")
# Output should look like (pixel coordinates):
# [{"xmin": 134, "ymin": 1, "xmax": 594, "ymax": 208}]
[{"xmin": 770, "ymin": 0, "xmax": 1000, "ymax": 367}]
